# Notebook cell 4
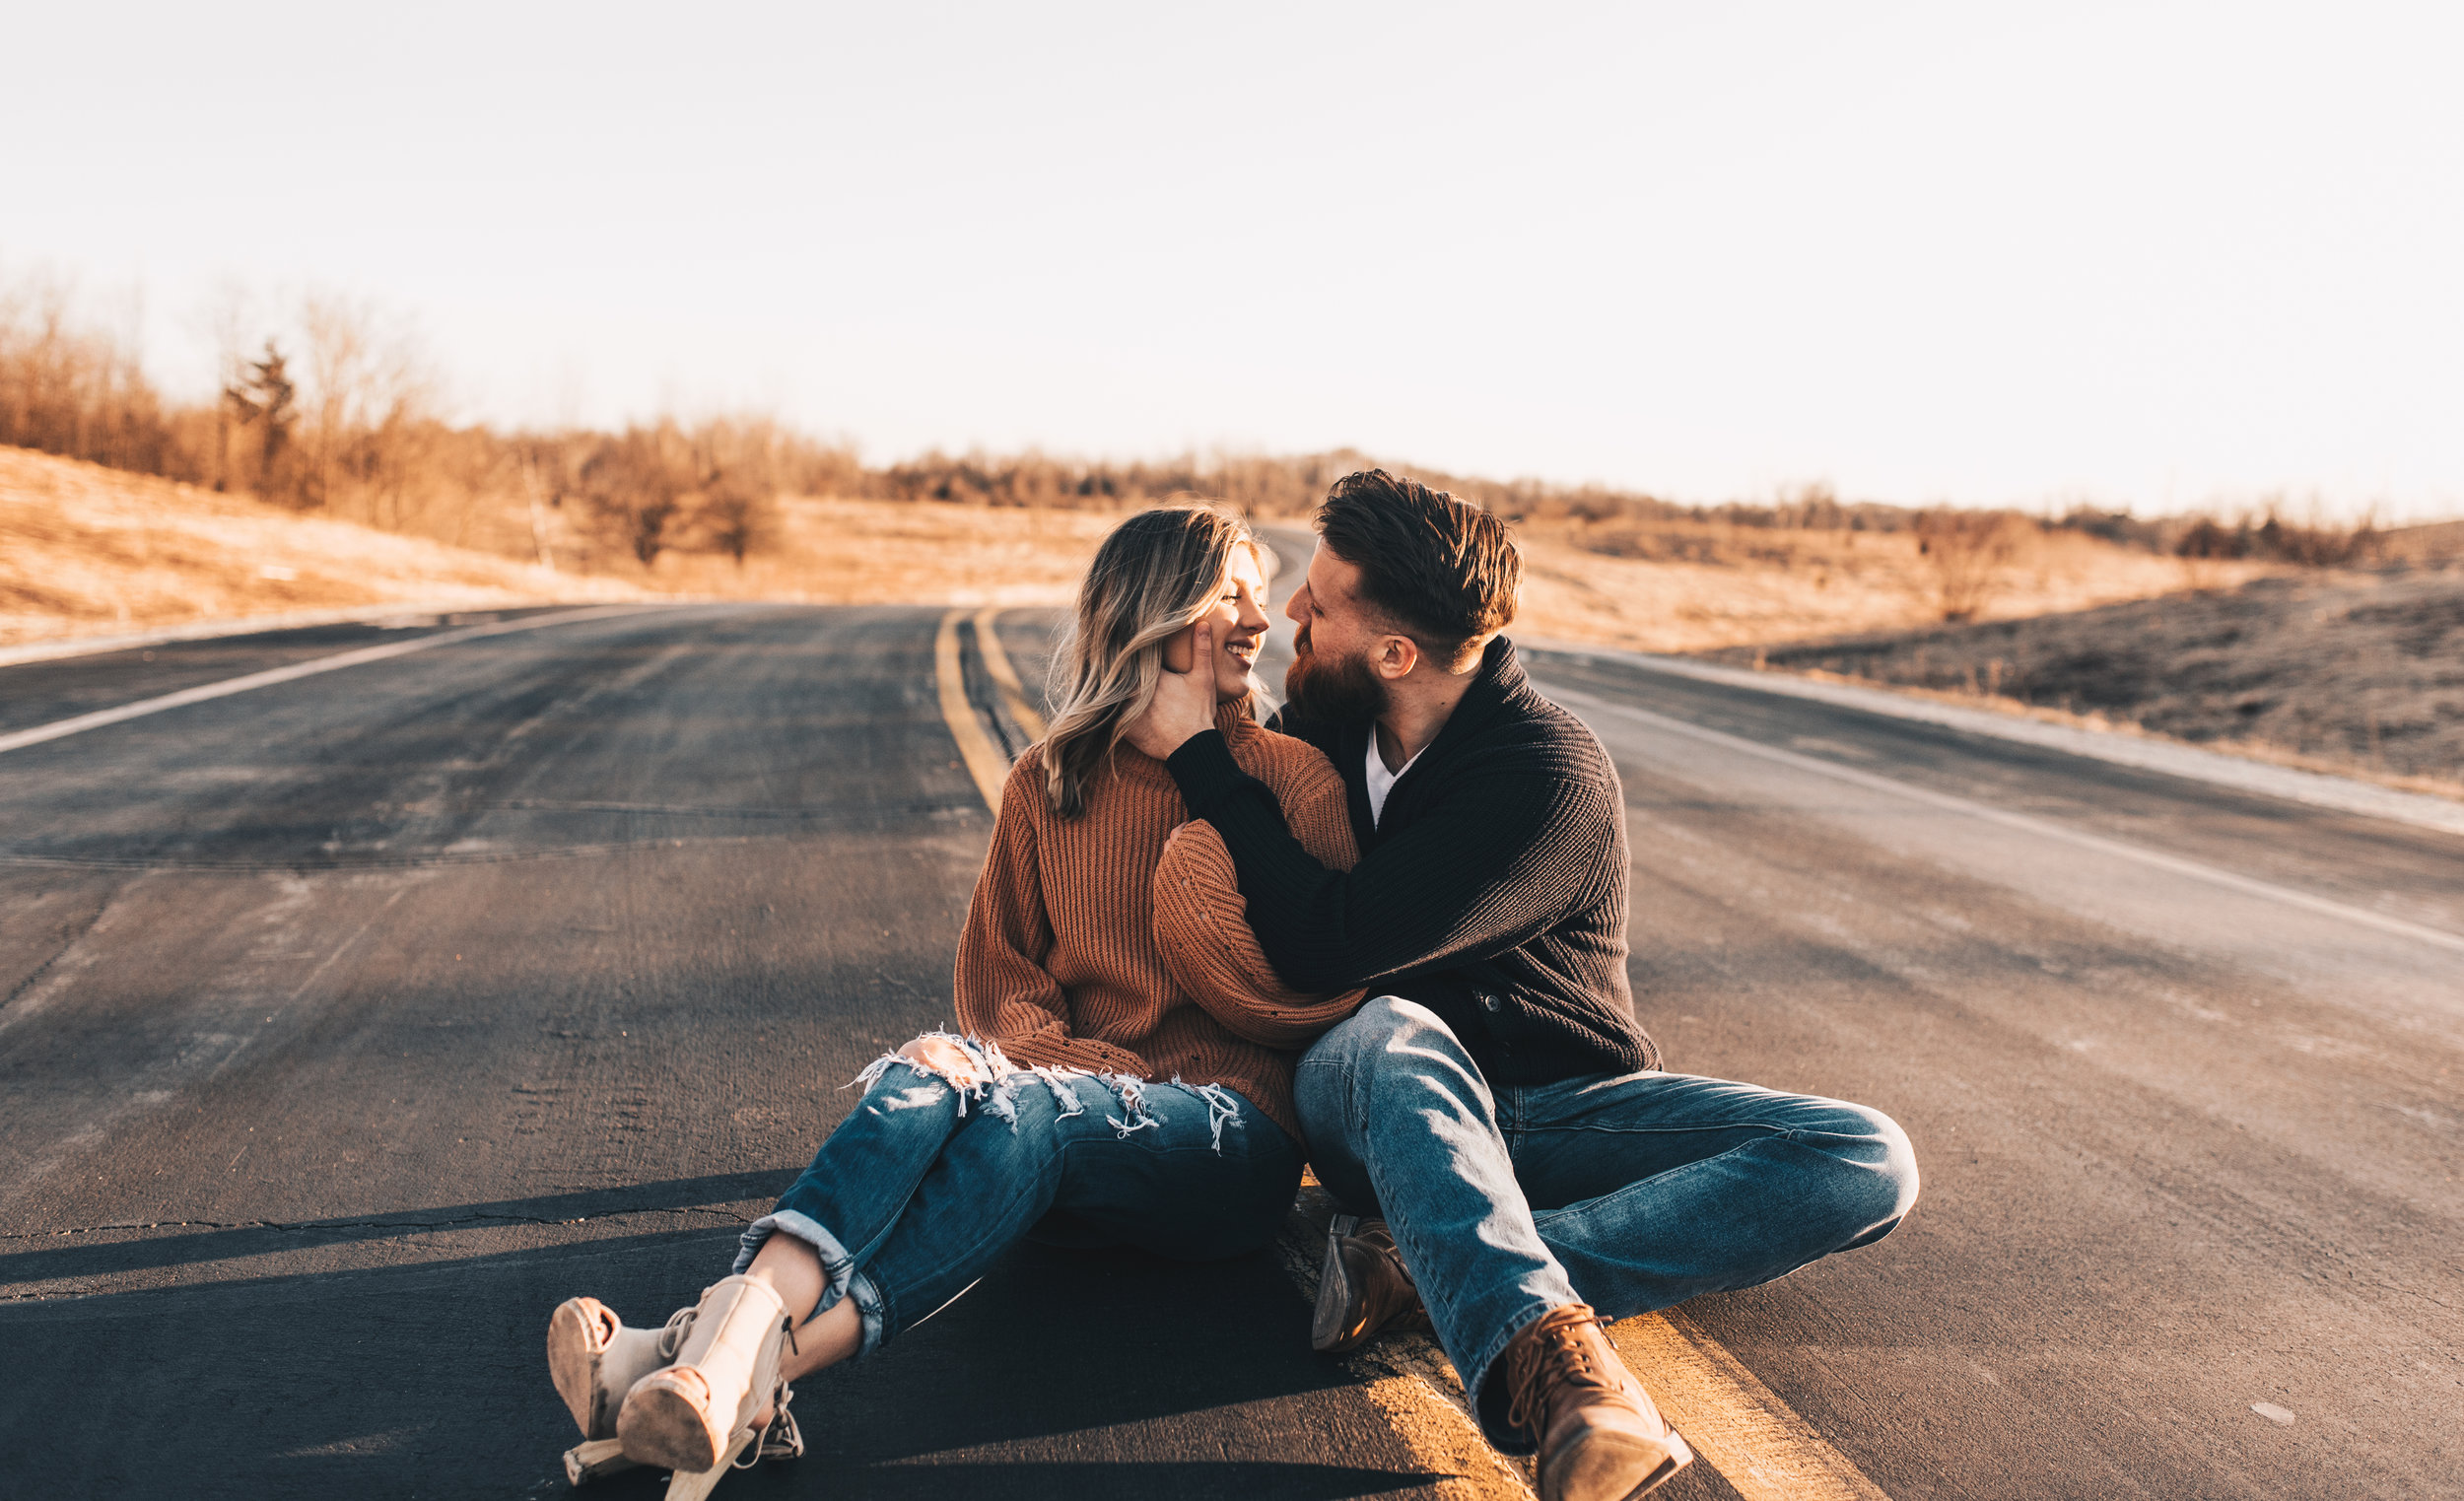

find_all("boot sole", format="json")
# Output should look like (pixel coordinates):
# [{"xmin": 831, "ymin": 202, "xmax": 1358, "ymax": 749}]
[
  {"xmin": 618, "ymin": 1378, "xmax": 726, "ymax": 1473},
  {"xmin": 546, "ymin": 1298, "xmax": 616, "ymax": 1439},
  {"xmin": 1542, "ymin": 1422, "xmax": 1694, "ymax": 1501}
]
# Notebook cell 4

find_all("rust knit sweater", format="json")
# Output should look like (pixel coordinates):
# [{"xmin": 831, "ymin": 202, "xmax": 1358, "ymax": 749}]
[{"xmin": 953, "ymin": 704, "xmax": 1357, "ymax": 1141}]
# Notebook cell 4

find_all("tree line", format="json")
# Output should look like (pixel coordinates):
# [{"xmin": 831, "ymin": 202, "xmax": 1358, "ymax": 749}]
[{"xmin": 2, "ymin": 265, "xmax": 2389, "ymax": 581}]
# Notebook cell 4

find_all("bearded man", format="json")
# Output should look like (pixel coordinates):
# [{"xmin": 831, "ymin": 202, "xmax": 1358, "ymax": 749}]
[{"xmin": 1127, "ymin": 469, "xmax": 1920, "ymax": 1501}]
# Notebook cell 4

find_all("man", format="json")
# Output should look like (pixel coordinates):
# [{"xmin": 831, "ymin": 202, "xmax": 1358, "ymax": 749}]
[{"xmin": 1128, "ymin": 471, "xmax": 1920, "ymax": 1501}]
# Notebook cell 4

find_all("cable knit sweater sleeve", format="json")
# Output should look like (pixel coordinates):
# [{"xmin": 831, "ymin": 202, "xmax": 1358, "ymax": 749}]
[
  {"xmin": 1151, "ymin": 734, "xmax": 1367, "ymax": 1047},
  {"xmin": 952, "ymin": 752, "xmax": 1154, "ymax": 1077}
]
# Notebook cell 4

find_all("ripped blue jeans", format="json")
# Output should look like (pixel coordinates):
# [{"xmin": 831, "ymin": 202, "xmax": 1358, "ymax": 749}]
[{"xmin": 734, "ymin": 1042, "xmax": 1302, "ymax": 1358}]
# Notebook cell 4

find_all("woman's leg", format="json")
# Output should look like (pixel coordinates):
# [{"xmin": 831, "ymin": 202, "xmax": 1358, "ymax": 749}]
[
  {"xmin": 716, "ymin": 1071, "xmax": 1301, "ymax": 1390},
  {"xmin": 853, "ymin": 1075, "xmax": 1303, "ymax": 1352},
  {"xmin": 549, "ymin": 1072, "xmax": 930, "ymax": 1451},
  {"xmin": 730, "ymin": 1046, "xmax": 1005, "ymax": 1329},
  {"xmin": 594, "ymin": 1042, "xmax": 1002, "ymax": 1460},
  {"xmin": 744, "ymin": 1235, "xmax": 860, "ymax": 1382}
]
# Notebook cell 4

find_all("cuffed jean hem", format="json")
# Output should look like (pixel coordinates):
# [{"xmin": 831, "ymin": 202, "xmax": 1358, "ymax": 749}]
[
  {"xmin": 731, "ymin": 1208, "xmax": 888, "ymax": 1359},
  {"xmin": 1462, "ymin": 1298, "xmax": 1569, "ymax": 1454}
]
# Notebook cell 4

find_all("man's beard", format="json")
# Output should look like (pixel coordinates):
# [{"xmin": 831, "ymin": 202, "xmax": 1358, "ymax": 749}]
[{"xmin": 1284, "ymin": 625, "xmax": 1390, "ymax": 724}]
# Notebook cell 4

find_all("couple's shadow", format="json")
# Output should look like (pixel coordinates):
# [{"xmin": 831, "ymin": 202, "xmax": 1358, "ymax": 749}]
[
  {"xmin": 0, "ymin": 1178, "xmax": 1447, "ymax": 1500},
  {"xmin": 717, "ymin": 1230, "xmax": 1444, "ymax": 1498}
]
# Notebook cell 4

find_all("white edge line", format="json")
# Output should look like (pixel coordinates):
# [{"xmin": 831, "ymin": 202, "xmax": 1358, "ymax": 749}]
[
  {"xmin": 1556, "ymin": 685, "xmax": 2464, "ymax": 957},
  {"xmin": 0, "ymin": 596, "xmax": 658, "ymax": 669},
  {"xmin": 1526, "ymin": 639, "xmax": 2464, "ymax": 841},
  {"xmin": 0, "ymin": 604, "xmax": 671, "ymax": 757}
]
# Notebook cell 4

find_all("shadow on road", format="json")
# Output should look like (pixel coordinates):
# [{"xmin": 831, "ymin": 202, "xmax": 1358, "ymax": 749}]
[
  {"xmin": 0, "ymin": 1171, "xmax": 798, "ymax": 1285},
  {"xmin": 2, "ymin": 1212, "xmax": 1443, "ymax": 1498}
]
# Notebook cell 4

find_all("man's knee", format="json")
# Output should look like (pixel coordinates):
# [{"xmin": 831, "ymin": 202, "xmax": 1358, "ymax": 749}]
[
  {"xmin": 1822, "ymin": 1101, "xmax": 1921, "ymax": 1243},
  {"xmin": 1303, "ymin": 994, "xmax": 1451, "ymax": 1072}
]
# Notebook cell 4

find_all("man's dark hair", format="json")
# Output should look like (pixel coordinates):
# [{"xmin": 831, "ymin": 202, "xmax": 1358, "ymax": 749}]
[{"xmin": 1317, "ymin": 469, "xmax": 1519, "ymax": 670}]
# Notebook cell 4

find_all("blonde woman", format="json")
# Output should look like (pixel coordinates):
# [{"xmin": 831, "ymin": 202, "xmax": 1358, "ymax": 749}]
[{"xmin": 544, "ymin": 506, "xmax": 1363, "ymax": 1479}]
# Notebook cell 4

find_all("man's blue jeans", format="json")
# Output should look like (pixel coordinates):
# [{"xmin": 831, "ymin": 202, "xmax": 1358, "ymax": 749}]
[
  {"xmin": 1297, "ymin": 997, "xmax": 1919, "ymax": 1451},
  {"xmin": 735, "ymin": 1052, "xmax": 1302, "ymax": 1357}
]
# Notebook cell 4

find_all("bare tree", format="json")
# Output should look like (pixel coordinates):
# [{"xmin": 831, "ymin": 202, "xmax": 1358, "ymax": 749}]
[
  {"xmin": 578, "ymin": 424, "xmax": 694, "ymax": 568},
  {"xmin": 1912, "ymin": 508, "xmax": 2022, "ymax": 622},
  {"xmin": 0, "ymin": 266, "xmax": 180, "ymax": 476},
  {"xmin": 296, "ymin": 293, "xmax": 435, "ymax": 525},
  {"xmin": 687, "ymin": 418, "xmax": 786, "ymax": 566}
]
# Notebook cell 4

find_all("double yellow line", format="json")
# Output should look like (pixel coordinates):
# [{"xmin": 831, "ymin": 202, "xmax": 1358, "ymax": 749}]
[{"xmin": 934, "ymin": 608, "xmax": 1047, "ymax": 812}]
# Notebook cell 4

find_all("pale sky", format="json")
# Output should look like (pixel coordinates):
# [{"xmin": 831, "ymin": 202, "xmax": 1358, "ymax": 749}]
[{"xmin": 7, "ymin": 2, "xmax": 2459, "ymax": 519}]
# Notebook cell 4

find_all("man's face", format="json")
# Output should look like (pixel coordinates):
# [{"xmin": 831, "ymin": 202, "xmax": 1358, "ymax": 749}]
[{"xmin": 1283, "ymin": 542, "xmax": 1393, "ymax": 722}]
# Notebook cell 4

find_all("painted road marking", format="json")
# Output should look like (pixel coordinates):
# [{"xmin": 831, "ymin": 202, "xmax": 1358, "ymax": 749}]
[
  {"xmin": 1615, "ymin": 1310, "xmax": 1890, "ymax": 1501},
  {"xmin": 934, "ymin": 620, "xmax": 1885, "ymax": 1500},
  {"xmin": 1536, "ymin": 641, "xmax": 2464, "ymax": 840},
  {"xmin": 0, "ymin": 604, "xmax": 664, "ymax": 758},
  {"xmin": 1558, "ymin": 686, "xmax": 2464, "ymax": 957},
  {"xmin": 973, "ymin": 608, "xmax": 1049, "ymax": 740},
  {"xmin": 935, "ymin": 608, "xmax": 1016, "ymax": 810}
]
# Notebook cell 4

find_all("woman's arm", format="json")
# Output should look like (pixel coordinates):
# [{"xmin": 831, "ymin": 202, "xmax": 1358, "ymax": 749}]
[
  {"xmin": 1152, "ymin": 745, "xmax": 1366, "ymax": 1048},
  {"xmin": 954, "ymin": 759, "xmax": 1154, "ymax": 1078}
]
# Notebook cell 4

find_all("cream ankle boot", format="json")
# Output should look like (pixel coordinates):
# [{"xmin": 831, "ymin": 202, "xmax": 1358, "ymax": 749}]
[
  {"xmin": 546, "ymin": 1297, "xmax": 696, "ymax": 1440},
  {"xmin": 616, "ymin": 1275, "xmax": 790, "ymax": 1472}
]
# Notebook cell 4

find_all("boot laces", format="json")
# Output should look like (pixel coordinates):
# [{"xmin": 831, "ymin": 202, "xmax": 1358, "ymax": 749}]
[
  {"xmin": 739, "ymin": 1382, "xmax": 801, "ymax": 1467},
  {"xmin": 1504, "ymin": 1305, "xmax": 1611, "ymax": 1441},
  {"xmin": 654, "ymin": 1304, "xmax": 698, "ymax": 1361}
]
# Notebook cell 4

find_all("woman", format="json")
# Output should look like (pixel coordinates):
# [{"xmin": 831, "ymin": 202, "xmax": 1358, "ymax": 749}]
[{"xmin": 545, "ymin": 506, "xmax": 1364, "ymax": 1478}]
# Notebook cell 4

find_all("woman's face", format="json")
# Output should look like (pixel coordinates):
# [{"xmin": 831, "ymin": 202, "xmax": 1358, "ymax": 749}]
[{"xmin": 1163, "ymin": 545, "xmax": 1271, "ymax": 703}]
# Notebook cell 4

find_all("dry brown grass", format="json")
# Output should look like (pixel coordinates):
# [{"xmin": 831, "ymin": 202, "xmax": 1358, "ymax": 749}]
[
  {"xmin": 0, "ymin": 447, "xmax": 644, "ymax": 648},
  {"xmin": 631, "ymin": 495, "xmax": 1123, "ymax": 606},
  {"xmin": 1716, "ymin": 567, "xmax": 2464, "ymax": 791},
  {"xmin": 1509, "ymin": 516, "xmax": 2270, "ymax": 654},
  {"xmin": 0, "ymin": 448, "xmax": 1124, "ymax": 648},
  {"xmin": 0, "ymin": 443, "xmax": 2307, "ymax": 693}
]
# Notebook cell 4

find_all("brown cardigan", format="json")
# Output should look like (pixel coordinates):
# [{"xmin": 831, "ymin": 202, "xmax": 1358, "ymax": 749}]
[{"xmin": 953, "ymin": 704, "xmax": 1359, "ymax": 1141}]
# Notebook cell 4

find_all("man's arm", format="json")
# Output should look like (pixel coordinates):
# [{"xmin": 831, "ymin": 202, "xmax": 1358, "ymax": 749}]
[{"xmin": 1164, "ymin": 728, "xmax": 1617, "ymax": 992}]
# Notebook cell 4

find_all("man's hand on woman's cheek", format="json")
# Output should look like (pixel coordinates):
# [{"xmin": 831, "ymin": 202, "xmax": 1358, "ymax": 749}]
[{"xmin": 1123, "ymin": 619, "xmax": 1221, "ymax": 759}]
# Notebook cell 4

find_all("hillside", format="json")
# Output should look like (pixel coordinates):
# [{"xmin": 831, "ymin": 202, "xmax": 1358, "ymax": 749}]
[
  {"xmin": 0, "ymin": 447, "xmax": 643, "ymax": 648},
  {"xmin": 0, "ymin": 448, "xmax": 1133, "ymax": 650},
  {"xmin": 8, "ymin": 443, "xmax": 2293, "ymax": 666},
  {"xmin": 1712, "ymin": 566, "xmax": 2464, "ymax": 791}
]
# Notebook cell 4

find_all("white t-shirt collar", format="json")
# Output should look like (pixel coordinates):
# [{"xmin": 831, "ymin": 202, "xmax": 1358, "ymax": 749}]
[{"xmin": 1364, "ymin": 732, "xmax": 1422, "ymax": 828}]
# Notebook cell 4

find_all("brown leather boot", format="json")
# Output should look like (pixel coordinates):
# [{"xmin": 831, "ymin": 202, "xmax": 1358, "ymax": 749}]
[
  {"xmin": 1311, "ymin": 1216, "xmax": 1433, "ymax": 1354},
  {"xmin": 1499, "ymin": 1304, "xmax": 1693, "ymax": 1501}
]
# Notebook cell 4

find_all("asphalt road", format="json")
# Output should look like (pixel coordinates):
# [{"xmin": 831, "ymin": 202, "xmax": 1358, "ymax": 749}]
[{"xmin": 3, "ymin": 555, "xmax": 2458, "ymax": 1499}]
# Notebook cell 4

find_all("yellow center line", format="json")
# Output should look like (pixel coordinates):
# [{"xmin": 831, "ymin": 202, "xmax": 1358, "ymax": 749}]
[
  {"xmin": 972, "ymin": 607, "xmax": 1049, "ymax": 740},
  {"xmin": 1610, "ymin": 1309, "xmax": 1890, "ymax": 1501},
  {"xmin": 934, "ymin": 608, "xmax": 1014, "ymax": 811},
  {"xmin": 929, "ymin": 606, "xmax": 1887, "ymax": 1499}
]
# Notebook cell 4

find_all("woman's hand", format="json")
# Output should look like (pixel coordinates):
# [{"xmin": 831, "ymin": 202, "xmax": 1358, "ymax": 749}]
[{"xmin": 897, "ymin": 1034, "xmax": 994, "ymax": 1088}]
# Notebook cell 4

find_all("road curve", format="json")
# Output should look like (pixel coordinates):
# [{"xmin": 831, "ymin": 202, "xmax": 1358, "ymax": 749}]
[{"xmin": 3, "ymin": 579, "xmax": 2459, "ymax": 1500}]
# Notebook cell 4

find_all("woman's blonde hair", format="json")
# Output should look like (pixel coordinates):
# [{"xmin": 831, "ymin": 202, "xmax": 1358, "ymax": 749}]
[{"xmin": 1041, "ymin": 505, "xmax": 1259, "ymax": 818}]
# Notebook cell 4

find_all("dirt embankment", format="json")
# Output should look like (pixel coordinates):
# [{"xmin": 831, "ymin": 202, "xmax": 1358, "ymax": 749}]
[
  {"xmin": 1711, "ymin": 567, "xmax": 2464, "ymax": 790},
  {"xmin": 0, "ymin": 448, "xmax": 1127, "ymax": 649},
  {"xmin": 0, "ymin": 446, "xmax": 649, "ymax": 647}
]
